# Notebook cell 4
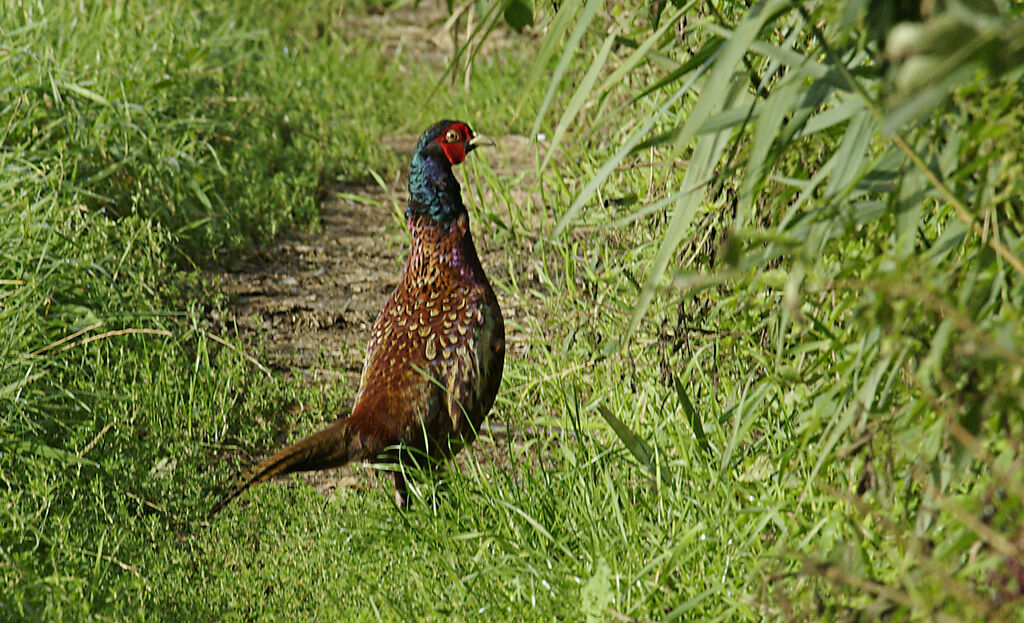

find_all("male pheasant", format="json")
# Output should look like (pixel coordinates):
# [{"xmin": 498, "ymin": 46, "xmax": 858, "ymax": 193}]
[{"xmin": 211, "ymin": 120, "xmax": 504, "ymax": 513}]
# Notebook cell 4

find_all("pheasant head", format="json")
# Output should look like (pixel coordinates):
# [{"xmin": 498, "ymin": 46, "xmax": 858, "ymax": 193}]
[{"xmin": 408, "ymin": 120, "xmax": 492, "ymax": 224}]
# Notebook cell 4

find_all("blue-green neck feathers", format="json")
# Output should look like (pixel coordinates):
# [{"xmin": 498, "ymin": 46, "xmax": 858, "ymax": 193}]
[{"xmin": 408, "ymin": 119, "xmax": 467, "ymax": 225}]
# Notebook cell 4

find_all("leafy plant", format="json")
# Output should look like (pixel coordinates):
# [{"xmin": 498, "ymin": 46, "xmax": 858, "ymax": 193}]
[{"xmin": 521, "ymin": 0, "xmax": 1024, "ymax": 618}]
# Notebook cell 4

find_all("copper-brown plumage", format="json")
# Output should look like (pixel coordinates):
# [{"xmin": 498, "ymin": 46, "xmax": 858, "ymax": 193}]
[{"xmin": 210, "ymin": 120, "xmax": 504, "ymax": 514}]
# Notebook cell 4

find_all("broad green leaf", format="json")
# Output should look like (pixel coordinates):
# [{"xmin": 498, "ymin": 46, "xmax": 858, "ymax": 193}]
[
  {"xmin": 926, "ymin": 218, "xmax": 969, "ymax": 265},
  {"xmin": 884, "ymin": 63, "xmax": 975, "ymax": 132},
  {"xmin": 667, "ymin": 0, "xmax": 791, "ymax": 155},
  {"xmin": 581, "ymin": 557, "xmax": 614, "ymax": 622},
  {"xmin": 697, "ymin": 103, "xmax": 765, "ymax": 135},
  {"xmin": 503, "ymin": 0, "xmax": 532, "ymax": 33},
  {"xmin": 918, "ymin": 319, "xmax": 956, "ymax": 389},
  {"xmin": 747, "ymin": 39, "xmax": 833, "ymax": 82},
  {"xmin": 824, "ymin": 109, "xmax": 877, "ymax": 199},
  {"xmin": 188, "ymin": 177, "xmax": 213, "ymax": 211},
  {"xmin": 895, "ymin": 156, "xmax": 927, "ymax": 260},
  {"xmin": 737, "ymin": 77, "xmax": 800, "ymax": 226},
  {"xmin": 798, "ymin": 97, "xmax": 865, "ymax": 138},
  {"xmin": 856, "ymin": 352, "xmax": 893, "ymax": 412}
]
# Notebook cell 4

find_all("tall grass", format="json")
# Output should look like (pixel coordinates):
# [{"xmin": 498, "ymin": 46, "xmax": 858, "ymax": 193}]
[
  {"xmin": 2, "ymin": 0, "xmax": 411, "ymax": 263},
  {"xmin": 1, "ymin": 1, "xmax": 533, "ymax": 618},
  {"xmin": 516, "ymin": 0, "xmax": 1024, "ymax": 618}
]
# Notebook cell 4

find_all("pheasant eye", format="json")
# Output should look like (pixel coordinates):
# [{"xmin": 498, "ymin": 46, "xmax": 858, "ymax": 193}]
[{"xmin": 445, "ymin": 129, "xmax": 460, "ymax": 143}]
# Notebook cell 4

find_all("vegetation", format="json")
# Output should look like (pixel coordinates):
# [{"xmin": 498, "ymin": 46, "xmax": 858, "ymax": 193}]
[
  {"xmin": 523, "ymin": 0, "xmax": 1024, "ymax": 618},
  {"xmin": 3, "ymin": 0, "xmax": 1023, "ymax": 621}
]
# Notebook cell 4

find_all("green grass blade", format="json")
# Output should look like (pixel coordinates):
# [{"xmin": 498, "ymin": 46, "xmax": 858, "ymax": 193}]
[
  {"xmin": 736, "ymin": 77, "xmax": 800, "ymax": 226},
  {"xmin": 824, "ymin": 109, "xmax": 877, "ymax": 198},
  {"xmin": 4, "ymin": 439, "xmax": 99, "ymax": 468},
  {"xmin": 516, "ymin": 0, "xmax": 581, "ymax": 119},
  {"xmin": 656, "ymin": 0, "xmax": 792, "ymax": 155},
  {"xmin": 797, "ymin": 96, "xmax": 864, "ymax": 138},
  {"xmin": 540, "ymin": 32, "xmax": 615, "ymax": 172},
  {"xmin": 628, "ymin": 127, "xmax": 730, "ymax": 335},
  {"xmin": 554, "ymin": 67, "xmax": 707, "ymax": 235},
  {"xmin": 595, "ymin": 4, "xmax": 691, "ymax": 96},
  {"xmin": 597, "ymin": 404, "xmax": 672, "ymax": 486},
  {"xmin": 633, "ymin": 35, "xmax": 724, "ymax": 101},
  {"xmin": 528, "ymin": 0, "xmax": 603, "ymax": 141},
  {"xmin": 59, "ymin": 81, "xmax": 112, "ymax": 106},
  {"xmin": 674, "ymin": 376, "xmax": 711, "ymax": 454}
]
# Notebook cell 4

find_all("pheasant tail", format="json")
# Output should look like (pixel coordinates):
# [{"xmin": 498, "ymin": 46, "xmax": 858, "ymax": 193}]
[{"xmin": 209, "ymin": 420, "xmax": 377, "ymax": 517}]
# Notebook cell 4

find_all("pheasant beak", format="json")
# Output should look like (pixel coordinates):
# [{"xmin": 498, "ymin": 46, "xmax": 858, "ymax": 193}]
[{"xmin": 466, "ymin": 132, "xmax": 495, "ymax": 153}]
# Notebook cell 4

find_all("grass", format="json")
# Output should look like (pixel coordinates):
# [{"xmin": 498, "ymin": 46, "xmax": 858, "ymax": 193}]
[
  {"xmin": 513, "ymin": 2, "xmax": 1024, "ymax": 620},
  {"xmin": 4, "ymin": 0, "xmax": 1024, "ymax": 621}
]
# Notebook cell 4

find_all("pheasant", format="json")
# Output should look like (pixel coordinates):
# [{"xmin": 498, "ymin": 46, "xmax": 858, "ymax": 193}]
[{"xmin": 211, "ymin": 120, "xmax": 504, "ymax": 513}]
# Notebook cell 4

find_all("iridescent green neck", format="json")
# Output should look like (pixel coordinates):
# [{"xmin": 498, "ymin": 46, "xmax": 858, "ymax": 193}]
[{"xmin": 407, "ymin": 139, "xmax": 465, "ymax": 225}]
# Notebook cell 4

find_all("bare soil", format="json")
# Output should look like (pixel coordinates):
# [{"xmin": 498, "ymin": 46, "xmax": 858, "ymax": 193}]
[{"xmin": 212, "ymin": 183, "xmax": 401, "ymax": 388}]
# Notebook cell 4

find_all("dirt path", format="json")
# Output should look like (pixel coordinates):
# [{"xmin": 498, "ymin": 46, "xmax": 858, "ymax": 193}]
[
  {"xmin": 205, "ymin": 1, "xmax": 544, "ymax": 498},
  {"xmin": 209, "ymin": 0, "xmax": 539, "ymax": 387},
  {"xmin": 212, "ymin": 182, "xmax": 402, "ymax": 388}
]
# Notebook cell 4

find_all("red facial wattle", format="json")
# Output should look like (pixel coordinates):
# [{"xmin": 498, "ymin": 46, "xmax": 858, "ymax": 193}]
[
  {"xmin": 439, "ymin": 140, "xmax": 467, "ymax": 164},
  {"xmin": 434, "ymin": 122, "xmax": 472, "ymax": 165}
]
